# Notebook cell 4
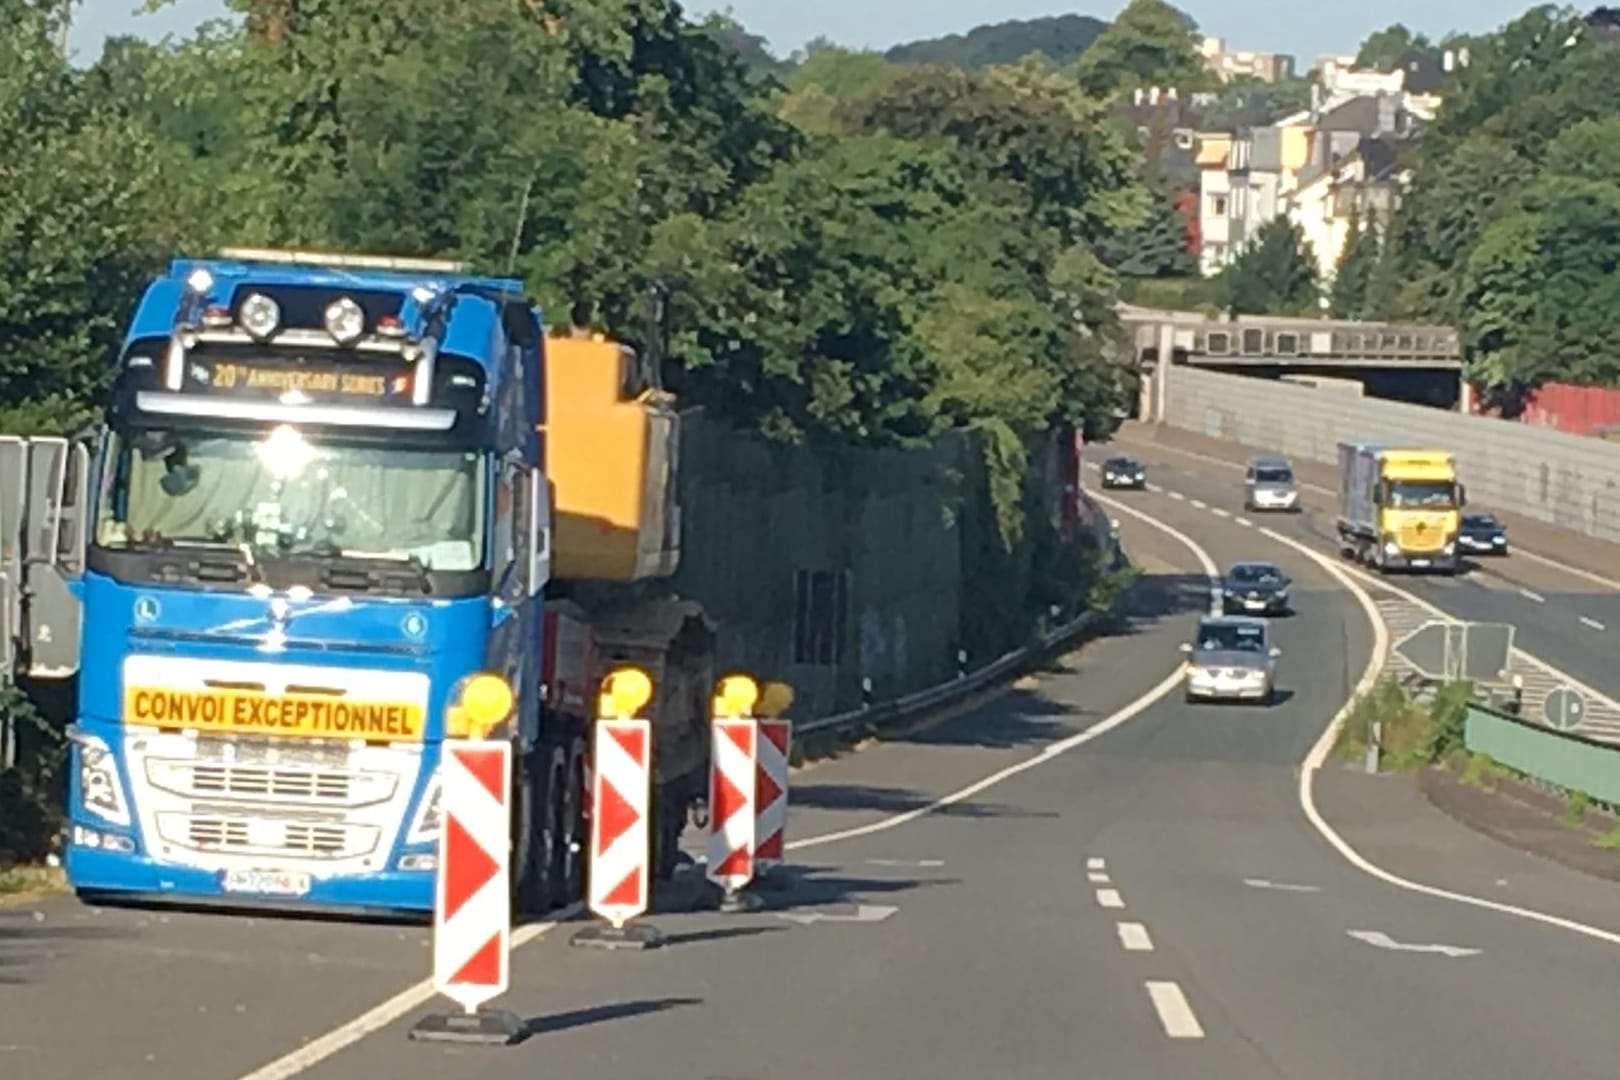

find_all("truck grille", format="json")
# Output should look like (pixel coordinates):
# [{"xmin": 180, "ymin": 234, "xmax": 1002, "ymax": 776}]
[
  {"xmin": 1398, "ymin": 522, "xmax": 1444, "ymax": 551},
  {"xmin": 145, "ymin": 759, "xmax": 397, "ymax": 808},
  {"xmin": 156, "ymin": 812, "xmax": 379, "ymax": 859}
]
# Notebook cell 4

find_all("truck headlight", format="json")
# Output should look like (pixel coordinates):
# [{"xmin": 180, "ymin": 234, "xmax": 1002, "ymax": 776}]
[
  {"xmin": 1383, "ymin": 540, "xmax": 1401, "ymax": 556},
  {"xmin": 406, "ymin": 770, "xmax": 442, "ymax": 843},
  {"xmin": 72, "ymin": 733, "xmax": 130, "ymax": 827}
]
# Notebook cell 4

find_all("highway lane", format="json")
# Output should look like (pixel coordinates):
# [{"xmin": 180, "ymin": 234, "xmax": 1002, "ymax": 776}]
[
  {"xmin": 273, "ymin": 461, "xmax": 1620, "ymax": 1080},
  {"xmin": 0, "ymin": 506, "xmax": 1208, "ymax": 1080},
  {"xmin": 1110, "ymin": 436, "xmax": 1620, "ymax": 710},
  {"xmin": 1083, "ymin": 489, "xmax": 1620, "ymax": 1079}
]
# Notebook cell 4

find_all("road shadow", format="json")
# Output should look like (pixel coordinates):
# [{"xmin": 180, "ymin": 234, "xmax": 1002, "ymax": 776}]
[
  {"xmin": 1117, "ymin": 572, "xmax": 1214, "ymax": 625},
  {"xmin": 757, "ymin": 865, "xmax": 955, "ymax": 910},
  {"xmin": 516, "ymin": 996, "xmax": 702, "ymax": 1043},
  {"xmin": 789, "ymin": 781, "xmax": 1056, "ymax": 821},
  {"xmin": 0, "ymin": 912, "xmax": 127, "ymax": 985},
  {"xmin": 657, "ymin": 925, "xmax": 786, "ymax": 947}
]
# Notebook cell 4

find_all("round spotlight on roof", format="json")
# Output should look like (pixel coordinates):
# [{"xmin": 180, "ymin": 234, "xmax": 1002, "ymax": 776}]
[
  {"xmin": 239, "ymin": 292, "xmax": 281, "ymax": 342},
  {"xmin": 324, "ymin": 297, "xmax": 366, "ymax": 346}
]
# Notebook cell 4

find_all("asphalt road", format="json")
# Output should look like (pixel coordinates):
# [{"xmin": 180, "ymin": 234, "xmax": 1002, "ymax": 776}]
[
  {"xmin": 1111, "ymin": 430, "xmax": 1620, "ymax": 707},
  {"xmin": 8, "ymin": 495, "xmax": 1620, "ymax": 1079}
]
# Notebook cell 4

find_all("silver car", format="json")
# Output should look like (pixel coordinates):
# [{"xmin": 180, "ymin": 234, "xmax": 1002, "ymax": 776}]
[
  {"xmin": 1180, "ymin": 615, "xmax": 1282, "ymax": 704},
  {"xmin": 1244, "ymin": 454, "xmax": 1300, "ymax": 512}
]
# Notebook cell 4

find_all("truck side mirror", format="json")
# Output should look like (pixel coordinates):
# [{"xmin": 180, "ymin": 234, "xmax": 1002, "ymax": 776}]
[
  {"xmin": 529, "ymin": 469, "xmax": 551, "ymax": 596},
  {"xmin": 1458, "ymin": 483, "xmax": 1467, "ymax": 506},
  {"xmin": 1178, "ymin": 642, "xmax": 1193, "ymax": 654}
]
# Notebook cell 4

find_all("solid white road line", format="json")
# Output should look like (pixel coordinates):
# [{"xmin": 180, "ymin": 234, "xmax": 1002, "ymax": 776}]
[
  {"xmin": 1120, "ymin": 435, "xmax": 1620, "ymax": 595},
  {"xmin": 1088, "ymin": 871, "xmax": 1111, "ymax": 883},
  {"xmin": 1087, "ymin": 857, "xmax": 1106, "ymax": 870},
  {"xmin": 1117, "ymin": 922, "xmax": 1155, "ymax": 952},
  {"xmin": 243, "ymin": 483, "xmax": 1228, "ymax": 1080},
  {"xmin": 1519, "ymin": 587, "xmax": 1546, "ymax": 603},
  {"xmin": 1580, "ymin": 616, "xmax": 1606, "ymax": 631},
  {"xmin": 1096, "ymin": 888, "xmax": 1124, "ymax": 909},
  {"xmin": 1228, "ymin": 526, "xmax": 1620, "ymax": 948},
  {"xmin": 234, "ymin": 906, "xmax": 580, "ymax": 1080},
  {"xmin": 1146, "ymin": 981, "xmax": 1205, "ymax": 1039}
]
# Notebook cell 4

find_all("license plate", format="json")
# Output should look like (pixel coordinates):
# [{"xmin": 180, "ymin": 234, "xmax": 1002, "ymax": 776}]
[
  {"xmin": 1245, "ymin": 600, "xmax": 1266, "ymax": 609},
  {"xmin": 1411, "ymin": 559, "xmax": 1431, "ymax": 567},
  {"xmin": 222, "ymin": 868, "xmax": 312, "ymax": 897}
]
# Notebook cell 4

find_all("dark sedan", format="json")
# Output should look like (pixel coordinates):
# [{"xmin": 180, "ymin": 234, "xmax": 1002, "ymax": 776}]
[
  {"xmin": 1100, "ymin": 455, "xmax": 1146, "ymax": 490},
  {"xmin": 1458, "ymin": 512, "xmax": 1509, "ymax": 556},
  {"xmin": 1221, "ymin": 560, "xmax": 1293, "ymax": 616}
]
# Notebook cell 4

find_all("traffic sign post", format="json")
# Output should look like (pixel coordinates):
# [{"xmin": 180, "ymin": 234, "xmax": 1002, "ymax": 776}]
[
  {"xmin": 707, "ymin": 675, "xmax": 761, "ymax": 912},
  {"xmin": 410, "ymin": 739, "xmax": 523, "ymax": 1045},
  {"xmin": 1544, "ymin": 685, "xmax": 1586, "ymax": 731},
  {"xmin": 574, "ymin": 669, "xmax": 664, "ymax": 951},
  {"xmin": 1393, "ymin": 620, "xmax": 1515, "ymax": 683},
  {"xmin": 752, "ymin": 717, "xmax": 792, "ymax": 889}
]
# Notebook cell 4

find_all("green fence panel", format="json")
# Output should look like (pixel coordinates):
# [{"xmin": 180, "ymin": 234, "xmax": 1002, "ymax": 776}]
[{"xmin": 1464, "ymin": 704, "xmax": 1620, "ymax": 805}]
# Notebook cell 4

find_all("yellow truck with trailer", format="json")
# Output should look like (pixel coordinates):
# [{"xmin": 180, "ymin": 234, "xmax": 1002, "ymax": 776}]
[{"xmin": 1335, "ymin": 442, "xmax": 1464, "ymax": 574}]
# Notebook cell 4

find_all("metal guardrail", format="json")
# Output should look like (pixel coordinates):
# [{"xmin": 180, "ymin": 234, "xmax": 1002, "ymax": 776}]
[
  {"xmin": 796, "ymin": 605, "xmax": 1113, "ymax": 740},
  {"xmin": 1465, "ymin": 703, "xmax": 1620, "ymax": 807}
]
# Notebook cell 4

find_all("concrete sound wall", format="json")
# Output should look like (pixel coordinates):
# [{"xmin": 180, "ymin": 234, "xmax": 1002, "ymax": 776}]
[{"xmin": 1163, "ymin": 366, "xmax": 1620, "ymax": 543}]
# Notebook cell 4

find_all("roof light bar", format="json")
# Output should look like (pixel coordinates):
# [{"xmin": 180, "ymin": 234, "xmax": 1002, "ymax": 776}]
[{"xmin": 217, "ymin": 247, "xmax": 467, "ymax": 274}]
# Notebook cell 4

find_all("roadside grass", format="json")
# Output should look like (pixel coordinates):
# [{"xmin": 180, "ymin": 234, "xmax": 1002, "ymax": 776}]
[{"xmin": 0, "ymin": 863, "xmax": 65, "ymax": 901}]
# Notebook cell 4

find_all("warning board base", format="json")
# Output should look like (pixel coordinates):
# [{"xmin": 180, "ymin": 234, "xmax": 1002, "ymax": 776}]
[
  {"xmin": 571, "ymin": 922, "xmax": 665, "ymax": 951},
  {"xmin": 408, "ymin": 1008, "xmax": 525, "ymax": 1046},
  {"xmin": 718, "ymin": 889, "xmax": 766, "ymax": 913},
  {"xmin": 749, "ymin": 867, "xmax": 794, "ymax": 892}
]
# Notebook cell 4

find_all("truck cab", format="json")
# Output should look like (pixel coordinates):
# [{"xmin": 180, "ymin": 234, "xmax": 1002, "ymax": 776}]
[
  {"xmin": 1335, "ymin": 442, "xmax": 1463, "ymax": 574},
  {"xmin": 6, "ymin": 249, "xmax": 572, "ymax": 914}
]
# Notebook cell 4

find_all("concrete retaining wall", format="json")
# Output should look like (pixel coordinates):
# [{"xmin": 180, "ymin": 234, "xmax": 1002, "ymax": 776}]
[{"xmin": 1163, "ymin": 366, "xmax": 1620, "ymax": 543}]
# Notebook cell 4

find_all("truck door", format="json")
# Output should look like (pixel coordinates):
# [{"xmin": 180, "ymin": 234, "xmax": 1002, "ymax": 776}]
[{"xmin": 1, "ymin": 436, "xmax": 88, "ymax": 682}]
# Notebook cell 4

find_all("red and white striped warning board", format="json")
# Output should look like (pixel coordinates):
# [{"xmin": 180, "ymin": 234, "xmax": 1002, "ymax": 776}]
[
  {"xmin": 432, "ymin": 741, "xmax": 512, "ymax": 1014},
  {"xmin": 706, "ymin": 718, "xmax": 757, "ymax": 892},
  {"xmin": 754, "ymin": 718, "xmax": 791, "ymax": 870},
  {"xmin": 586, "ymin": 718, "xmax": 652, "ymax": 928}
]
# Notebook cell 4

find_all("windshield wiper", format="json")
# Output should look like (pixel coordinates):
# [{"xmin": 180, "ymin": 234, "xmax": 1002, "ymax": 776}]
[{"xmin": 298, "ymin": 546, "xmax": 434, "ymax": 595}]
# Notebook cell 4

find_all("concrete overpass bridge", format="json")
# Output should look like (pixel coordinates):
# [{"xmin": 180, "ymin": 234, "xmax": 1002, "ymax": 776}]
[{"xmin": 1114, "ymin": 305, "xmax": 1466, "ymax": 415}]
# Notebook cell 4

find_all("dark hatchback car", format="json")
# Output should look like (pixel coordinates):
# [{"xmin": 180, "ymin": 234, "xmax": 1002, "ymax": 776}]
[
  {"xmin": 1221, "ymin": 560, "xmax": 1293, "ymax": 616},
  {"xmin": 1101, "ymin": 455, "xmax": 1146, "ymax": 489},
  {"xmin": 1458, "ymin": 512, "xmax": 1509, "ymax": 556}
]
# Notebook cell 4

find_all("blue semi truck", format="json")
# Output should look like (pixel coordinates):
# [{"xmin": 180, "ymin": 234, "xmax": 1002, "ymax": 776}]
[{"xmin": 0, "ymin": 248, "xmax": 716, "ymax": 914}]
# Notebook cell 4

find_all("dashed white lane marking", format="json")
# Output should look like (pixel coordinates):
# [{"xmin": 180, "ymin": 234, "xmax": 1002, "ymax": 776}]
[
  {"xmin": 1088, "ymin": 871, "xmax": 1111, "ymax": 884},
  {"xmin": 1087, "ymin": 857, "xmax": 1106, "ymax": 870},
  {"xmin": 1146, "ymin": 981, "xmax": 1205, "ymax": 1039},
  {"xmin": 1147, "ymin": 483, "xmax": 1163, "ymax": 492},
  {"xmin": 1169, "ymin": 491, "xmax": 1185, "ymax": 501},
  {"xmin": 248, "ymin": 487, "xmax": 1220, "ymax": 1080},
  {"xmin": 1235, "ymin": 516, "xmax": 1253, "ymax": 527},
  {"xmin": 1189, "ymin": 499, "xmax": 1207, "ymax": 509},
  {"xmin": 1519, "ymin": 587, "xmax": 1546, "ymax": 603},
  {"xmin": 1581, "ymin": 616, "xmax": 1606, "ymax": 631},
  {"xmin": 1096, "ymin": 888, "xmax": 1125, "ymax": 909},
  {"xmin": 1118, "ymin": 922, "xmax": 1154, "ymax": 952},
  {"xmin": 1211, "ymin": 507, "xmax": 1230, "ymax": 519}
]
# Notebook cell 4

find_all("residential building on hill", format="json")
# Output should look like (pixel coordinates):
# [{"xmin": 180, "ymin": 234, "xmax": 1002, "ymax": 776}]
[{"xmin": 1199, "ymin": 36, "xmax": 1297, "ymax": 83}]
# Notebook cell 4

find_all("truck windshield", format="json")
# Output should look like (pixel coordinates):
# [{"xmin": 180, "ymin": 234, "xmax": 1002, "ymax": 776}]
[
  {"xmin": 94, "ymin": 426, "xmax": 485, "ymax": 570},
  {"xmin": 1385, "ymin": 480, "xmax": 1456, "ymax": 509}
]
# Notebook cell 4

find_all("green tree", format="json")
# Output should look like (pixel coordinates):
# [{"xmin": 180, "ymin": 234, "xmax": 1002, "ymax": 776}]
[
  {"xmin": 1099, "ymin": 180, "xmax": 1196, "ymax": 278},
  {"xmin": 1355, "ymin": 24, "xmax": 1431, "ymax": 71},
  {"xmin": 885, "ymin": 14, "xmax": 1106, "ymax": 69},
  {"xmin": 1217, "ymin": 218, "xmax": 1319, "ymax": 315},
  {"xmin": 1330, "ymin": 210, "xmax": 1382, "ymax": 319},
  {"xmin": 0, "ymin": 0, "xmax": 201, "ymax": 432},
  {"xmin": 778, "ymin": 46, "xmax": 902, "ymax": 133},
  {"xmin": 1072, "ymin": 0, "xmax": 1214, "ymax": 98}
]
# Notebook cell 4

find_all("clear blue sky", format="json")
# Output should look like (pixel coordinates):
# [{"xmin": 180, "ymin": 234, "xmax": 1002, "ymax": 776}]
[{"xmin": 71, "ymin": 1, "xmax": 1536, "ymax": 67}]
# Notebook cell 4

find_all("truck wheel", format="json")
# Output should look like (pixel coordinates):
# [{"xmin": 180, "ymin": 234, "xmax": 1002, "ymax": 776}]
[
  {"xmin": 550, "ymin": 736, "xmax": 587, "ymax": 908},
  {"xmin": 512, "ymin": 750, "xmax": 556, "ymax": 917}
]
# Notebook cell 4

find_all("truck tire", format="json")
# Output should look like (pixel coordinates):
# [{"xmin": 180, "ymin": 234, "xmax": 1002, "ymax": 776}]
[
  {"xmin": 550, "ymin": 735, "xmax": 587, "ymax": 908},
  {"xmin": 512, "ymin": 749, "xmax": 557, "ymax": 917}
]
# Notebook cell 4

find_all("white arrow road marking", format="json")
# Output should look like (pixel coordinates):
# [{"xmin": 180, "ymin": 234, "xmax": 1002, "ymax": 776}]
[
  {"xmin": 1088, "ymin": 871, "xmax": 1111, "ymax": 883},
  {"xmin": 773, "ymin": 904, "xmax": 898, "ymax": 925},
  {"xmin": 1244, "ymin": 878, "xmax": 1323, "ymax": 893},
  {"xmin": 864, "ymin": 858, "xmax": 944, "ymax": 868},
  {"xmin": 1347, "ymin": 930, "xmax": 1481, "ymax": 957},
  {"xmin": 1096, "ymin": 888, "xmax": 1124, "ymax": 909}
]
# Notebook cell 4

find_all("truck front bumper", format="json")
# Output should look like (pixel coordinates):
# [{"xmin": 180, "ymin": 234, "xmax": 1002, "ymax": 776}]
[
  {"xmin": 1381, "ymin": 550, "xmax": 1458, "ymax": 572},
  {"xmin": 64, "ymin": 840, "xmax": 436, "ymax": 915}
]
